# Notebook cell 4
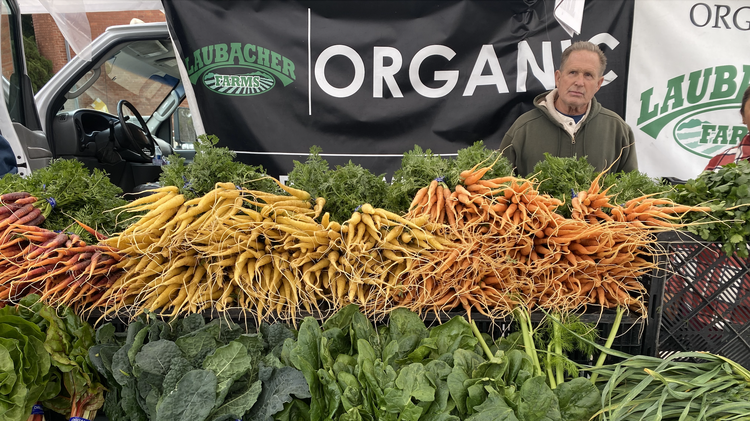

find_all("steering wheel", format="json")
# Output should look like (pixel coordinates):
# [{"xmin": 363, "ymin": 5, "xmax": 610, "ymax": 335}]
[{"xmin": 116, "ymin": 99, "xmax": 157, "ymax": 162}]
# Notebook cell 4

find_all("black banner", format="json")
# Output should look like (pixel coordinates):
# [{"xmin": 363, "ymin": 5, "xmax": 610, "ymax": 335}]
[{"xmin": 162, "ymin": 0, "xmax": 633, "ymax": 177}]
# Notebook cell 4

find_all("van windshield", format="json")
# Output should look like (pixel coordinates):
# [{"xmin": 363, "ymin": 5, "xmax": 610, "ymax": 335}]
[{"xmin": 61, "ymin": 39, "xmax": 180, "ymax": 119}]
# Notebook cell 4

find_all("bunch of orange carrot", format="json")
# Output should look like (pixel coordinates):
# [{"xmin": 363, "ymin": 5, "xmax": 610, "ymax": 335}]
[
  {"xmin": 570, "ymin": 172, "xmax": 711, "ymax": 226},
  {"xmin": 0, "ymin": 192, "xmax": 124, "ymax": 313},
  {"xmin": 389, "ymin": 164, "xmax": 712, "ymax": 320}
]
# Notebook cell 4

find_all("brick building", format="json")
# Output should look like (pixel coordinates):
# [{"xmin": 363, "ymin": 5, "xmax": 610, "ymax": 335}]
[{"xmin": 32, "ymin": 10, "xmax": 166, "ymax": 73}]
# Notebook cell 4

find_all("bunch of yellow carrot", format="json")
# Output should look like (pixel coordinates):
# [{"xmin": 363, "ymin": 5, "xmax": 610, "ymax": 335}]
[
  {"xmin": 97, "ymin": 181, "xmax": 445, "ymax": 323},
  {"xmin": 98, "ymin": 182, "xmax": 316, "ymax": 321}
]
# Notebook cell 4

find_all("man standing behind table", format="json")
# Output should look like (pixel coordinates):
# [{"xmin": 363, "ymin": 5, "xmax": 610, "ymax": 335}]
[{"xmin": 499, "ymin": 41, "xmax": 638, "ymax": 176}]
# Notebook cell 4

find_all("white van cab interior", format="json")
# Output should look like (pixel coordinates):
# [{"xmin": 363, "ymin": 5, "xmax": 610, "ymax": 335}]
[{"xmin": 2, "ymin": 0, "xmax": 199, "ymax": 193}]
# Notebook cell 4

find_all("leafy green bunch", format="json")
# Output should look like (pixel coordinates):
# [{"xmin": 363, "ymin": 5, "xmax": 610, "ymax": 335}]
[
  {"xmin": 668, "ymin": 159, "xmax": 750, "ymax": 257},
  {"xmin": 285, "ymin": 145, "xmax": 329, "ymax": 201},
  {"xmin": 90, "ymin": 313, "xmax": 309, "ymax": 421},
  {"xmin": 281, "ymin": 305, "xmax": 601, "ymax": 421},
  {"xmin": 0, "ymin": 307, "xmax": 54, "ymax": 421},
  {"xmin": 159, "ymin": 134, "xmax": 280, "ymax": 200},
  {"xmin": 534, "ymin": 313, "xmax": 598, "ymax": 383},
  {"xmin": 0, "ymin": 294, "xmax": 105, "ymax": 421},
  {"xmin": 386, "ymin": 142, "xmax": 513, "ymax": 215},
  {"xmin": 0, "ymin": 159, "xmax": 129, "ymax": 242},
  {"xmin": 600, "ymin": 169, "xmax": 668, "ymax": 205},
  {"xmin": 549, "ymin": 316, "xmax": 750, "ymax": 420}
]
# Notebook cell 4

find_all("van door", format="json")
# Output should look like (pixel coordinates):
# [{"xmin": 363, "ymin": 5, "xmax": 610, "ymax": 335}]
[{"xmin": 0, "ymin": 0, "xmax": 52, "ymax": 176}]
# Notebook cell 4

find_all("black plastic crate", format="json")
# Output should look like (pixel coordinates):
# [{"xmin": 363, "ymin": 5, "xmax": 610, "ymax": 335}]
[{"xmin": 643, "ymin": 231, "xmax": 750, "ymax": 369}]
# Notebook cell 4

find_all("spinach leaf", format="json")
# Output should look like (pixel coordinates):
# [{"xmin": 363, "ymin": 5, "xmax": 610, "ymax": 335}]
[
  {"xmin": 504, "ymin": 349, "xmax": 534, "ymax": 388},
  {"xmin": 323, "ymin": 305, "xmax": 379, "ymax": 357},
  {"xmin": 317, "ymin": 367, "xmax": 343, "ymax": 419},
  {"xmin": 554, "ymin": 377, "xmax": 601, "ymax": 421},
  {"xmin": 420, "ymin": 360, "xmax": 454, "ymax": 420},
  {"xmin": 465, "ymin": 388, "xmax": 519, "ymax": 421},
  {"xmin": 518, "ymin": 376, "xmax": 562, "ymax": 421},
  {"xmin": 338, "ymin": 371, "xmax": 363, "ymax": 413},
  {"xmin": 447, "ymin": 349, "xmax": 485, "ymax": 415},
  {"xmin": 395, "ymin": 363, "xmax": 436, "ymax": 404},
  {"xmin": 357, "ymin": 340, "xmax": 398, "ymax": 419},
  {"xmin": 274, "ymin": 399, "xmax": 311, "ymax": 421},
  {"xmin": 321, "ymin": 329, "xmax": 349, "ymax": 368},
  {"xmin": 408, "ymin": 316, "xmax": 478, "ymax": 363},
  {"xmin": 383, "ymin": 308, "xmax": 428, "ymax": 365}
]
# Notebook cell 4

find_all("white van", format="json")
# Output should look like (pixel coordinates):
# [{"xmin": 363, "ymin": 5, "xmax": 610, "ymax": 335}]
[{"xmin": 2, "ymin": 1, "xmax": 199, "ymax": 193}]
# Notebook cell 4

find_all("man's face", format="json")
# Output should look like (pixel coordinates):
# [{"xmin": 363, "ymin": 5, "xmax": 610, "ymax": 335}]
[{"xmin": 554, "ymin": 50, "xmax": 604, "ymax": 114}]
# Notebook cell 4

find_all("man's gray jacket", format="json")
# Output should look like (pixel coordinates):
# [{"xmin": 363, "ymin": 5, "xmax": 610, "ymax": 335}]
[{"xmin": 499, "ymin": 90, "xmax": 638, "ymax": 176}]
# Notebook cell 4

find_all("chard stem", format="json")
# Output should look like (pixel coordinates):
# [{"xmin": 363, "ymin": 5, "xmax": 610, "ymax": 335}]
[
  {"xmin": 591, "ymin": 306, "xmax": 624, "ymax": 384},
  {"xmin": 471, "ymin": 320, "xmax": 494, "ymax": 360},
  {"xmin": 514, "ymin": 307, "xmax": 542, "ymax": 377},
  {"xmin": 554, "ymin": 316, "xmax": 564, "ymax": 385},
  {"xmin": 547, "ymin": 342, "xmax": 557, "ymax": 389}
]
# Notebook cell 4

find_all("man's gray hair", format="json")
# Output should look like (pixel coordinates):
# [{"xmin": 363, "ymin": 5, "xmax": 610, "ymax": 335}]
[{"xmin": 560, "ymin": 41, "xmax": 607, "ymax": 77}]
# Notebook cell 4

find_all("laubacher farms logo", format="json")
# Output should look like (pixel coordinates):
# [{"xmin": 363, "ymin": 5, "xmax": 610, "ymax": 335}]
[
  {"xmin": 203, "ymin": 70, "xmax": 275, "ymax": 96},
  {"xmin": 184, "ymin": 43, "xmax": 296, "ymax": 96},
  {"xmin": 636, "ymin": 65, "xmax": 750, "ymax": 158}
]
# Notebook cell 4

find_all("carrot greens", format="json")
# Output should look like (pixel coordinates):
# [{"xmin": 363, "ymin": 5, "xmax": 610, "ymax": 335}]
[
  {"xmin": 447, "ymin": 140, "xmax": 513, "ymax": 187},
  {"xmin": 289, "ymin": 142, "xmax": 512, "ymax": 221},
  {"xmin": 386, "ymin": 145, "xmax": 450, "ymax": 215},
  {"xmin": 0, "ymin": 159, "xmax": 128, "ymax": 243},
  {"xmin": 286, "ymin": 145, "xmax": 329, "ymax": 202},
  {"xmin": 159, "ymin": 134, "xmax": 279, "ymax": 199},
  {"xmin": 288, "ymin": 146, "xmax": 389, "ymax": 223}
]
